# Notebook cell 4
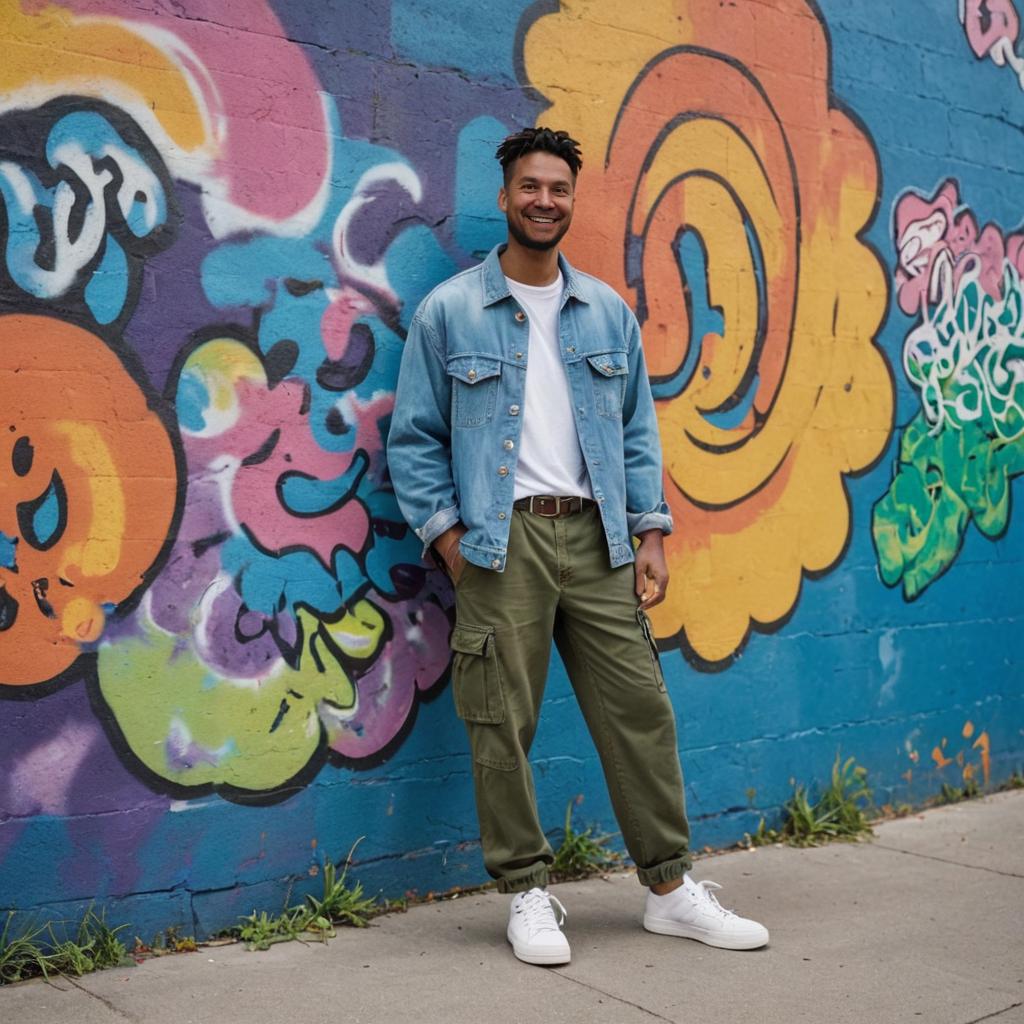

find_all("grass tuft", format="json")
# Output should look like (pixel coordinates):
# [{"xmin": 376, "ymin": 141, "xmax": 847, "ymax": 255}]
[
  {"xmin": 745, "ymin": 754, "xmax": 875, "ymax": 848},
  {"xmin": 236, "ymin": 840, "xmax": 380, "ymax": 951},
  {"xmin": 937, "ymin": 777, "xmax": 982, "ymax": 804},
  {"xmin": 550, "ymin": 799, "xmax": 622, "ymax": 882},
  {"xmin": 0, "ymin": 906, "xmax": 131, "ymax": 985}
]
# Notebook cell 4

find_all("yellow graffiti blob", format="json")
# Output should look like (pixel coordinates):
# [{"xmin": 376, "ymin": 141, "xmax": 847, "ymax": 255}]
[
  {"xmin": 525, "ymin": 0, "xmax": 893, "ymax": 664},
  {"xmin": 1, "ymin": 1, "xmax": 207, "ymax": 152}
]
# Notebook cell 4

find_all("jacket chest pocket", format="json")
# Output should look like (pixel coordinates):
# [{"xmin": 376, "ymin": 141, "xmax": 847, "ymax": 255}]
[
  {"xmin": 586, "ymin": 353, "xmax": 628, "ymax": 418},
  {"xmin": 447, "ymin": 355, "xmax": 502, "ymax": 427}
]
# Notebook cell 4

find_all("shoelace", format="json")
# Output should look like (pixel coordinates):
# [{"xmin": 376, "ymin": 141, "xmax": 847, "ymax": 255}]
[
  {"xmin": 688, "ymin": 879, "xmax": 738, "ymax": 919},
  {"xmin": 516, "ymin": 889, "xmax": 567, "ymax": 936}
]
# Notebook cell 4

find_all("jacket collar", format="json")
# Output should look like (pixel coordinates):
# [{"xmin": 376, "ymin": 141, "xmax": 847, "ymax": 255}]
[{"xmin": 480, "ymin": 244, "xmax": 590, "ymax": 307}]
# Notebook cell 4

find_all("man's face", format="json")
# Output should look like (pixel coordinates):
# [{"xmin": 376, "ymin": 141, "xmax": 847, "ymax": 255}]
[{"xmin": 498, "ymin": 151, "xmax": 575, "ymax": 251}]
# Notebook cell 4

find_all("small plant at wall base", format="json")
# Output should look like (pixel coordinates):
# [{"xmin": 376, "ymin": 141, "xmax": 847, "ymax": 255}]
[
  {"xmin": 0, "ymin": 907, "xmax": 132, "ymax": 985},
  {"xmin": 937, "ymin": 777, "xmax": 982, "ymax": 804},
  {"xmin": 745, "ymin": 755, "xmax": 875, "ymax": 848},
  {"xmin": 550, "ymin": 798, "xmax": 623, "ymax": 882},
  {"xmin": 235, "ymin": 841, "xmax": 380, "ymax": 952}
]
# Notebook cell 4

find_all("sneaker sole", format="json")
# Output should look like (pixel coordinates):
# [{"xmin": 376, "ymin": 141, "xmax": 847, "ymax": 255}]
[
  {"xmin": 507, "ymin": 934, "xmax": 571, "ymax": 965},
  {"xmin": 643, "ymin": 915, "xmax": 769, "ymax": 950}
]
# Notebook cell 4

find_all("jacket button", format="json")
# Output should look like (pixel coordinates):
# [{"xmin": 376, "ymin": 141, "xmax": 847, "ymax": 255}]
[
  {"xmin": 509, "ymin": 405, "xmax": 520, "ymax": 415},
  {"xmin": 503, "ymin": 439, "xmax": 514, "ymax": 450},
  {"xmin": 491, "ymin": 559, "xmax": 501, "ymax": 569},
  {"xmin": 514, "ymin": 310, "xmax": 526, "ymax": 322},
  {"xmin": 498, "ymin": 511, "xmax": 507, "ymax": 520},
  {"xmin": 498, "ymin": 465, "xmax": 509, "ymax": 476},
  {"xmin": 514, "ymin": 352, "xmax": 523, "ymax": 359},
  {"xmin": 567, "ymin": 345, "xmax": 576, "ymax": 353},
  {"xmin": 467, "ymin": 369, "xmax": 477, "ymax": 380}
]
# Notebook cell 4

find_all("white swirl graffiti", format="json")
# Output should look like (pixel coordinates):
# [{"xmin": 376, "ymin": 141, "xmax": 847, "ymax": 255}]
[{"xmin": 905, "ymin": 257, "xmax": 1024, "ymax": 442}]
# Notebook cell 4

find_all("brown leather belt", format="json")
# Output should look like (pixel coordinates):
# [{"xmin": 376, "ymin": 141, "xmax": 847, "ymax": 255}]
[{"xmin": 512, "ymin": 495, "xmax": 596, "ymax": 518}]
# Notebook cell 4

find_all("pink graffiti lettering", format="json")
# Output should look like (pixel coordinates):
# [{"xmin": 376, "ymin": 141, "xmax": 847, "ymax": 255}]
[{"xmin": 894, "ymin": 180, "xmax": 1024, "ymax": 315}]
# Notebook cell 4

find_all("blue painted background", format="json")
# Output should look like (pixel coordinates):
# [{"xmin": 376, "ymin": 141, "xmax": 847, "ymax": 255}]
[{"xmin": 0, "ymin": 0, "xmax": 1020, "ymax": 941}]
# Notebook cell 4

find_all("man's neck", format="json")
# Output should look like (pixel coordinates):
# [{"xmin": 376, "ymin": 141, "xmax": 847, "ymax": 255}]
[{"xmin": 499, "ymin": 241, "xmax": 560, "ymax": 287}]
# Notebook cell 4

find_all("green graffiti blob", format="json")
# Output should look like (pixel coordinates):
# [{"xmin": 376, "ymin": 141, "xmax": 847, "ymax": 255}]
[
  {"xmin": 98, "ymin": 602, "xmax": 385, "ymax": 793},
  {"xmin": 874, "ymin": 267, "xmax": 1024, "ymax": 599}
]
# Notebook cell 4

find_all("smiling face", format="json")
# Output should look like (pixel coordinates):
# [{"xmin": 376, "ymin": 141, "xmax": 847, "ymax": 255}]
[
  {"xmin": 0, "ymin": 315, "xmax": 179, "ymax": 686},
  {"xmin": 499, "ymin": 150, "xmax": 576, "ymax": 252}
]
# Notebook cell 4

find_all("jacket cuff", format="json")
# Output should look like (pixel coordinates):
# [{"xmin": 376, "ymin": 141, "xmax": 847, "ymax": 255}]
[
  {"xmin": 416, "ymin": 504, "xmax": 461, "ymax": 558},
  {"xmin": 629, "ymin": 509, "xmax": 673, "ymax": 538}
]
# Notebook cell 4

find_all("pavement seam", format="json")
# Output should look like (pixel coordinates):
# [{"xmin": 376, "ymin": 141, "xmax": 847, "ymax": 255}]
[
  {"xmin": 552, "ymin": 968, "xmax": 678, "ymax": 1022},
  {"xmin": 961, "ymin": 1000, "xmax": 1024, "ymax": 1023},
  {"xmin": 64, "ymin": 975, "xmax": 141, "ymax": 1022},
  {"xmin": 872, "ymin": 843, "xmax": 1024, "ymax": 879}
]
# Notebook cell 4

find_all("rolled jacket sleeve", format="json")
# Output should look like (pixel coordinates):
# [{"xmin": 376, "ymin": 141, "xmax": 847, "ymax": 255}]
[
  {"xmin": 386, "ymin": 311, "xmax": 460, "ymax": 556},
  {"xmin": 621, "ymin": 312, "xmax": 673, "ymax": 539}
]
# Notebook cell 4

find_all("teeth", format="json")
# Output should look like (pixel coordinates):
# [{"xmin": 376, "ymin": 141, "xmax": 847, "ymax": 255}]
[{"xmin": 528, "ymin": 217, "xmax": 555, "ymax": 223}]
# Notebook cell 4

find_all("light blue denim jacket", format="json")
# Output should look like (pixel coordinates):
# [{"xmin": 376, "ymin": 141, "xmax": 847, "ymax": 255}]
[{"xmin": 387, "ymin": 245, "xmax": 672, "ymax": 572}]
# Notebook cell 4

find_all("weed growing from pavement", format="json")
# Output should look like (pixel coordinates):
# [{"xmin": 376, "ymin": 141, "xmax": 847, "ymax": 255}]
[
  {"xmin": 234, "ymin": 840, "xmax": 386, "ymax": 951},
  {"xmin": 550, "ymin": 799, "xmax": 623, "ymax": 881},
  {"xmin": 937, "ymin": 777, "xmax": 982, "ymax": 804},
  {"xmin": 0, "ymin": 907, "xmax": 131, "ymax": 985},
  {"xmin": 744, "ymin": 754, "xmax": 875, "ymax": 848}
]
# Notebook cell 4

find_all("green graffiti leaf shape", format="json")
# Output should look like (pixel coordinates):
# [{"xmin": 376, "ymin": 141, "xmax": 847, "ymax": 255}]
[
  {"xmin": 97, "ymin": 602, "xmax": 385, "ymax": 792},
  {"xmin": 873, "ymin": 414, "xmax": 969, "ymax": 600},
  {"xmin": 873, "ymin": 412, "xmax": 1023, "ymax": 600}
]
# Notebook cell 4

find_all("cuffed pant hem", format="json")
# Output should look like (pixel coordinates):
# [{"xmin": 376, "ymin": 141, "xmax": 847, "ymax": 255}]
[
  {"xmin": 496, "ymin": 863, "xmax": 550, "ymax": 894},
  {"xmin": 636, "ymin": 855, "xmax": 691, "ymax": 888}
]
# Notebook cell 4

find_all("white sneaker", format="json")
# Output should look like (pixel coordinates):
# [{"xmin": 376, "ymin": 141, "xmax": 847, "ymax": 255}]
[
  {"xmin": 507, "ymin": 888, "xmax": 571, "ymax": 965},
  {"xmin": 643, "ymin": 874, "xmax": 769, "ymax": 950}
]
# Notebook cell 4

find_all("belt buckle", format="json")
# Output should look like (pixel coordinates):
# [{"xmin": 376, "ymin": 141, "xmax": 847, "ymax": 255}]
[{"xmin": 530, "ymin": 495, "xmax": 559, "ymax": 517}]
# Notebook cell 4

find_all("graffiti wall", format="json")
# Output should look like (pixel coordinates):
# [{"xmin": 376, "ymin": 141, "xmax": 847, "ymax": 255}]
[{"xmin": 1, "ymin": 0, "xmax": 1021, "ymax": 938}]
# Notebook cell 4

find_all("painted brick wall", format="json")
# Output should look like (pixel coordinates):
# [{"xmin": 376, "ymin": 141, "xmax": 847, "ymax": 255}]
[{"xmin": 1, "ymin": 0, "xmax": 1021, "ymax": 940}]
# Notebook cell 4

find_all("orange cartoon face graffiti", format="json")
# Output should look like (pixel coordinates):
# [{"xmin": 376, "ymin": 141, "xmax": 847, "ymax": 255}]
[{"xmin": 0, "ymin": 315, "xmax": 178, "ymax": 685}]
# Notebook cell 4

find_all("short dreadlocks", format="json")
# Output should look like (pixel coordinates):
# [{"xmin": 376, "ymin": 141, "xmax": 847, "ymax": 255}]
[{"xmin": 495, "ymin": 127, "xmax": 583, "ymax": 184}]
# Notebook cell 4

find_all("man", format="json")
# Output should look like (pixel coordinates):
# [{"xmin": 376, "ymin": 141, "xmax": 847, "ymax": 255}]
[{"xmin": 387, "ymin": 127, "xmax": 768, "ymax": 965}]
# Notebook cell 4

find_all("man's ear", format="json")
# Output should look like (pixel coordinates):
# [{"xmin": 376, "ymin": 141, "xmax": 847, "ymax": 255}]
[{"xmin": 498, "ymin": 187, "xmax": 507, "ymax": 213}]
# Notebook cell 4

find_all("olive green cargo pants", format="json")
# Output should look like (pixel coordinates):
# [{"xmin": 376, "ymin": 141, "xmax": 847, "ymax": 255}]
[{"xmin": 450, "ymin": 505, "xmax": 691, "ymax": 893}]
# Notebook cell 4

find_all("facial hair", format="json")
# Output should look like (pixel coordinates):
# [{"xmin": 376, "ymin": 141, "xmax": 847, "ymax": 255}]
[{"xmin": 507, "ymin": 214, "xmax": 571, "ymax": 252}]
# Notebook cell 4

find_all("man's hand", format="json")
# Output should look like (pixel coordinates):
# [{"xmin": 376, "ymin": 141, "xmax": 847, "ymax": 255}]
[
  {"xmin": 634, "ymin": 530, "xmax": 669, "ymax": 610},
  {"xmin": 434, "ymin": 524, "xmax": 468, "ymax": 584}
]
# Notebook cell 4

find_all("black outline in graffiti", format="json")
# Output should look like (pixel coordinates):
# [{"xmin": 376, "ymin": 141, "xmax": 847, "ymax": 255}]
[
  {"xmin": 62, "ymin": 320, "xmax": 455, "ymax": 804},
  {"xmin": 540, "ymin": 1, "xmax": 896, "ymax": 673},
  {"xmin": 0, "ymin": 99, "xmax": 187, "ymax": 699},
  {"xmin": 870, "ymin": 176, "xmax": 1022, "ymax": 602},
  {"xmin": 0, "ymin": 97, "xmax": 180, "ymax": 337}
]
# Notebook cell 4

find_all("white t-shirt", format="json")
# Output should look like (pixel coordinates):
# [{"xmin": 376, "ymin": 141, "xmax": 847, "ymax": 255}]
[{"xmin": 505, "ymin": 273, "xmax": 593, "ymax": 501}]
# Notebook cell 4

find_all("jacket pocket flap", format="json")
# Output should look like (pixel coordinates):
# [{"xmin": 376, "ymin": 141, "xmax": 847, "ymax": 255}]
[
  {"xmin": 450, "ymin": 623, "xmax": 493, "ymax": 655},
  {"xmin": 586, "ymin": 353, "xmax": 628, "ymax": 377},
  {"xmin": 446, "ymin": 355, "xmax": 503, "ymax": 385}
]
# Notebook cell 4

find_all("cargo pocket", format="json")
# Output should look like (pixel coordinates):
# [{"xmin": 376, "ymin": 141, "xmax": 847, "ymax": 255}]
[
  {"xmin": 450, "ymin": 623, "xmax": 518, "ymax": 771},
  {"xmin": 637, "ymin": 608, "xmax": 667, "ymax": 693}
]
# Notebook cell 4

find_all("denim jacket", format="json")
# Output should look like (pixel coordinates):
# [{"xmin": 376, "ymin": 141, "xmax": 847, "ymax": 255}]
[{"xmin": 387, "ymin": 245, "xmax": 672, "ymax": 572}]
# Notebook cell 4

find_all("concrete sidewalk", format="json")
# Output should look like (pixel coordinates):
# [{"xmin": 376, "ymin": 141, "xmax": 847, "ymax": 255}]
[{"xmin": 3, "ymin": 791, "xmax": 1022, "ymax": 1024}]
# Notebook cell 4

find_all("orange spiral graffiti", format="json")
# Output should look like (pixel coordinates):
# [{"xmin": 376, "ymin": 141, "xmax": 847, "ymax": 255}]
[{"xmin": 526, "ymin": 0, "xmax": 893, "ymax": 665}]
